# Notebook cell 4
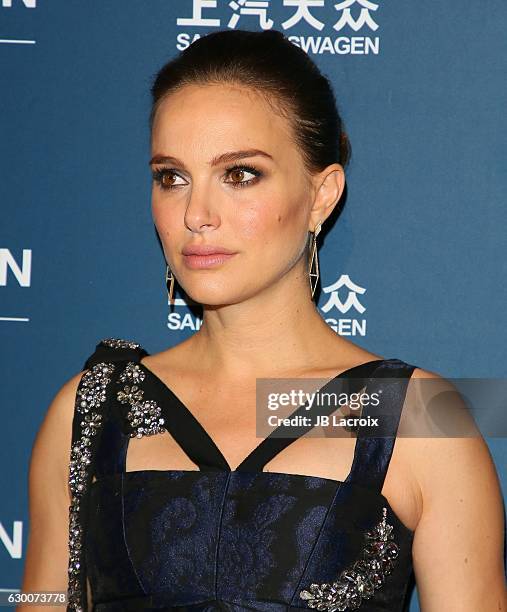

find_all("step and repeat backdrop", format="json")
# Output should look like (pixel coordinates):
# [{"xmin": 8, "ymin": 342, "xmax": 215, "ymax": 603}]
[{"xmin": 1, "ymin": 1, "xmax": 506, "ymax": 608}]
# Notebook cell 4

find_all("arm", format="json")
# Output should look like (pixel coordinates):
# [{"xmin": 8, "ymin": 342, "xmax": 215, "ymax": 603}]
[
  {"xmin": 17, "ymin": 370, "xmax": 92, "ymax": 612},
  {"xmin": 409, "ymin": 370, "xmax": 507, "ymax": 611}
]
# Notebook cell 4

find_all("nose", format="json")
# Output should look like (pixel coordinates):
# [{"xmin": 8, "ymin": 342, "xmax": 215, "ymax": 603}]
[{"xmin": 184, "ymin": 182, "xmax": 220, "ymax": 233}]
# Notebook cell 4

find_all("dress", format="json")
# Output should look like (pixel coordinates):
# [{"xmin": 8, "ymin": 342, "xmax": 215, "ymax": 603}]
[{"xmin": 66, "ymin": 338, "xmax": 418, "ymax": 612}]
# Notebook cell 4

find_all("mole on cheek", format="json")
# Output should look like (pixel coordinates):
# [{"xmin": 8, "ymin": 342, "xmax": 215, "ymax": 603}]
[{"xmin": 277, "ymin": 214, "xmax": 282, "ymax": 223}]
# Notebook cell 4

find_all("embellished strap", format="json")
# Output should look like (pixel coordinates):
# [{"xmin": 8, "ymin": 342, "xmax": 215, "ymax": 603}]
[
  {"xmin": 92, "ymin": 360, "xmax": 169, "ymax": 478},
  {"xmin": 67, "ymin": 338, "xmax": 147, "ymax": 611},
  {"xmin": 116, "ymin": 361, "xmax": 166, "ymax": 439},
  {"xmin": 344, "ymin": 359, "xmax": 417, "ymax": 493},
  {"xmin": 82, "ymin": 337, "xmax": 149, "ymax": 370},
  {"xmin": 67, "ymin": 361, "xmax": 116, "ymax": 611},
  {"xmin": 295, "ymin": 361, "xmax": 415, "ymax": 612}
]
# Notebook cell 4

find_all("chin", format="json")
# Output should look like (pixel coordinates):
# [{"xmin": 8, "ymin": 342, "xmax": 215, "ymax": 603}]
[{"xmin": 182, "ymin": 283, "xmax": 247, "ymax": 308}]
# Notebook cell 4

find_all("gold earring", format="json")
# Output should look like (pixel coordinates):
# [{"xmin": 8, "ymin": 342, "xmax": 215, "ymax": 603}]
[
  {"xmin": 308, "ymin": 221, "xmax": 321, "ymax": 299},
  {"xmin": 165, "ymin": 264, "xmax": 175, "ymax": 303}
]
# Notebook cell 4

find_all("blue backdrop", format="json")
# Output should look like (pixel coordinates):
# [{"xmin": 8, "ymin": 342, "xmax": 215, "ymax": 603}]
[{"xmin": 1, "ymin": 1, "xmax": 506, "ymax": 608}]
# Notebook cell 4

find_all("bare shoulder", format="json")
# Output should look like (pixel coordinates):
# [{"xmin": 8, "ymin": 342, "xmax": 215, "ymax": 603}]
[
  {"xmin": 40, "ymin": 368, "xmax": 86, "ymax": 433},
  {"xmin": 20, "ymin": 368, "xmax": 89, "ymax": 600},
  {"xmin": 400, "ymin": 366, "xmax": 506, "ymax": 608},
  {"xmin": 30, "ymin": 369, "xmax": 88, "ymax": 504},
  {"xmin": 403, "ymin": 365, "xmax": 498, "ymax": 490},
  {"xmin": 399, "ymin": 365, "xmax": 500, "ymax": 502}
]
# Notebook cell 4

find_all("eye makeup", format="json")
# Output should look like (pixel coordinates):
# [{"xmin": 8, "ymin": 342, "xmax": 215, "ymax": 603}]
[{"xmin": 151, "ymin": 163, "xmax": 263, "ymax": 191}]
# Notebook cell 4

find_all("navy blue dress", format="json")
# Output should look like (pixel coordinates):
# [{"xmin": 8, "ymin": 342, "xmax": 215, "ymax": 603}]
[{"xmin": 66, "ymin": 338, "xmax": 417, "ymax": 611}]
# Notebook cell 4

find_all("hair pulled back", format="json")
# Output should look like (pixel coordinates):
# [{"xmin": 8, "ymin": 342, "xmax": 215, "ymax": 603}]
[{"xmin": 149, "ymin": 29, "xmax": 351, "ymax": 175}]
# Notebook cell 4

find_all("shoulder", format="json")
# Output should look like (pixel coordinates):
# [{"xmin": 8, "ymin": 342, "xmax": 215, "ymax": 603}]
[
  {"xmin": 34, "ymin": 337, "xmax": 146, "ymax": 461},
  {"xmin": 30, "ymin": 367, "xmax": 89, "ymax": 505},
  {"xmin": 403, "ymin": 368, "xmax": 506, "ymax": 607},
  {"xmin": 400, "ymin": 365, "xmax": 502, "ymax": 524},
  {"xmin": 403, "ymin": 364, "xmax": 490, "ymax": 472},
  {"xmin": 30, "ymin": 337, "xmax": 147, "ymax": 494}
]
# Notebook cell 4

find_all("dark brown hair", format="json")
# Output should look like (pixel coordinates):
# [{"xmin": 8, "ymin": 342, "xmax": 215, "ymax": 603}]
[{"xmin": 149, "ymin": 29, "xmax": 351, "ymax": 175}]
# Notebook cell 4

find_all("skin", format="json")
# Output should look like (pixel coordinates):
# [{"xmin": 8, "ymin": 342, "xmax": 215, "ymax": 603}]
[{"xmin": 19, "ymin": 82, "xmax": 506, "ymax": 611}]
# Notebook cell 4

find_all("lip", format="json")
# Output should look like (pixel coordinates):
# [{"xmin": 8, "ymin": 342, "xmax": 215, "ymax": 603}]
[
  {"xmin": 182, "ymin": 244, "xmax": 237, "ymax": 255},
  {"xmin": 181, "ymin": 243, "xmax": 238, "ymax": 270},
  {"xmin": 182, "ymin": 252, "xmax": 237, "ymax": 270}
]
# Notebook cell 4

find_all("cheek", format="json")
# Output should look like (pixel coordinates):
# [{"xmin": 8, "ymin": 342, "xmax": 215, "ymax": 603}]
[
  {"xmin": 233, "ymin": 200, "xmax": 308, "ymax": 275},
  {"xmin": 234, "ymin": 194, "xmax": 301, "ymax": 243},
  {"xmin": 151, "ymin": 194, "xmax": 178, "ymax": 236}
]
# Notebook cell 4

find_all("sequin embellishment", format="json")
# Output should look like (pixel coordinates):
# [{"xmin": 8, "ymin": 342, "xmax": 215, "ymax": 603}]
[
  {"xmin": 299, "ymin": 507, "xmax": 399, "ymax": 611},
  {"xmin": 100, "ymin": 337, "xmax": 141, "ymax": 350},
  {"xmin": 116, "ymin": 361, "xmax": 166, "ymax": 438},
  {"xmin": 67, "ymin": 362, "xmax": 115, "ymax": 612}
]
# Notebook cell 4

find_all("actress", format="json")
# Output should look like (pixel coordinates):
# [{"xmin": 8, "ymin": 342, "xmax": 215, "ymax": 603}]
[{"xmin": 20, "ymin": 29, "xmax": 506, "ymax": 611}]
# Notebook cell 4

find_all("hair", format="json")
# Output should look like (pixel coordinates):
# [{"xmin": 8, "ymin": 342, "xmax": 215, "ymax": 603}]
[{"xmin": 149, "ymin": 29, "xmax": 351, "ymax": 175}]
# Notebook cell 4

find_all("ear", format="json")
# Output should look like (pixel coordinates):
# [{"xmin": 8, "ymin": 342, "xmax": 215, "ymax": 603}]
[{"xmin": 308, "ymin": 163, "xmax": 345, "ymax": 232}]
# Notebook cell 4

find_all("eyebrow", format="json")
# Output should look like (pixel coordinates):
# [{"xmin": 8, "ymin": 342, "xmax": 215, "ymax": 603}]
[{"xmin": 148, "ymin": 148, "xmax": 274, "ymax": 167}]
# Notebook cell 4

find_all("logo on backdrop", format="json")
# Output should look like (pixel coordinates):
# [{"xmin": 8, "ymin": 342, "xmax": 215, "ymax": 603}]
[
  {"xmin": 167, "ymin": 296, "xmax": 203, "ymax": 332},
  {"xmin": 166, "ymin": 273, "xmax": 366, "ymax": 335},
  {"xmin": 176, "ymin": 0, "xmax": 380, "ymax": 55},
  {"xmin": 1, "ymin": 0, "xmax": 37, "ymax": 45},
  {"xmin": 0, "ymin": 520, "xmax": 23, "ymax": 559},
  {"xmin": 0, "ymin": 248, "xmax": 31, "ymax": 323},
  {"xmin": 0, "ymin": 248, "xmax": 31, "ymax": 288},
  {"xmin": 1, "ymin": 0, "xmax": 36, "ymax": 6},
  {"xmin": 320, "ymin": 274, "xmax": 367, "ymax": 336}
]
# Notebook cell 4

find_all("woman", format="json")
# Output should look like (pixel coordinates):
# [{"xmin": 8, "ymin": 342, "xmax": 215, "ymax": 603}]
[{"xmin": 20, "ymin": 29, "xmax": 505, "ymax": 611}]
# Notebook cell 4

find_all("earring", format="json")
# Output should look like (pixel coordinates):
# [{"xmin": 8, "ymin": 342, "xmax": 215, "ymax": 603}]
[
  {"xmin": 165, "ymin": 264, "xmax": 175, "ymax": 303},
  {"xmin": 308, "ymin": 221, "xmax": 321, "ymax": 299}
]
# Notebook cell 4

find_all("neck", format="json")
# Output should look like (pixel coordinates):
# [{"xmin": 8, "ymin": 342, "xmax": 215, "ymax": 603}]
[{"xmin": 188, "ymin": 264, "xmax": 351, "ymax": 379}]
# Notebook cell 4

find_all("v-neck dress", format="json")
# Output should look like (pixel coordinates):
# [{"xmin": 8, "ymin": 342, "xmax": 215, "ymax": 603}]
[{"xmin": 66, "ymin": 338, "xmax": 418, "ymax": 612}]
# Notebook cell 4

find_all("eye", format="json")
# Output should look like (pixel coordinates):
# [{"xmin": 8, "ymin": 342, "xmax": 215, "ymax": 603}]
[
  {"xmin": 151, "ymin": 168, "xmax": 187, "ymax": 191},
  {"xmin": 151, "ymin": 163, "xmax": 262, "ymax": 191},
  {"xmin": 224, "ymin": 164, "xmax": 262, "ymax": 188}
]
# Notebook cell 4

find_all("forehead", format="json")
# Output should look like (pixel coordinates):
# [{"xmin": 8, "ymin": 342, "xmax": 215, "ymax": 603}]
[{"xmin": 151, "ymin": 83, "xmax": 297, "ymax": 163}]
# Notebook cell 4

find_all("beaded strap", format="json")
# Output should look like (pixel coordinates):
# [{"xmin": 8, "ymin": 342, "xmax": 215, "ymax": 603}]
[
  {"xmin": 67, "ymin": 362, "xmax": 116, "ymax": 611},
  {"xmin": 116, "ymin": 361, "xmax": 166, "ymax": 438},
  {"xmin": 82, "ymin": 337, "xmax": 148, "ymax": 372},
  {"xmin": 100, "ymin": 337, "xmax": 141, "ymax": 350},
  {"xmin": 67, "ymin": 337, "xmax": 143, "ymax": 611}
]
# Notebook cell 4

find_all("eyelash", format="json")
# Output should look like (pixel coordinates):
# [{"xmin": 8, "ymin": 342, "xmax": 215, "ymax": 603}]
[{"xmin": 151, "ymin": 164, "xmax": 262, "ymax": 191}]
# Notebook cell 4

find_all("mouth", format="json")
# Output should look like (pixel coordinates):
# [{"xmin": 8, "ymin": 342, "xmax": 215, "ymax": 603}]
[
  {"xmin": 181, "ymin": 243, "xmax": 238, "ymax": 269},
  {"xmin": 182, "ymin": 252, "xmax": 237, "ymax": 270}
]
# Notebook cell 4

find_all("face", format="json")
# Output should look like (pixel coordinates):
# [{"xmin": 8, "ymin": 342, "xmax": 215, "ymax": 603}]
[{"xmin": 149, "ymin": 83, "xmax": 341, "ymax": 306}]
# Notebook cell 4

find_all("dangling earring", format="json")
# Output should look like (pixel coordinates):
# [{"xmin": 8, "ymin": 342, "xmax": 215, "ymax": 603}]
[
  {"xmin": 308, "ymin": 221, "xmax": 322, "ymax": 300},
  {"xmin": 165, "ymin": 263, "xmax": 175, "ymax": 303}
]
